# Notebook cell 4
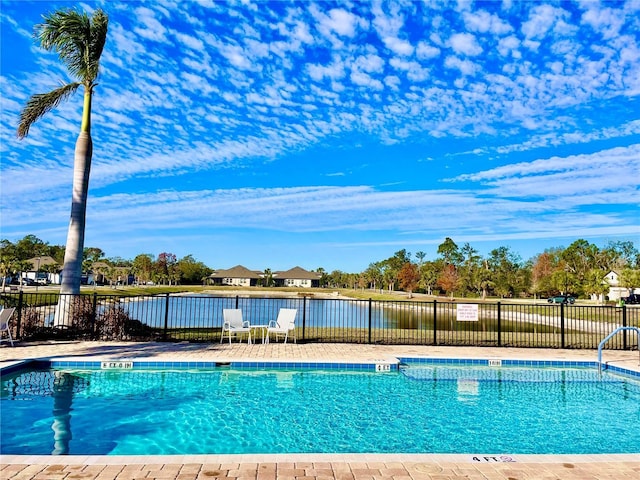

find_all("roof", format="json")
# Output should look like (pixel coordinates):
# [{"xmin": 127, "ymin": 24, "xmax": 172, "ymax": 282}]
[
  {"xmin": 26, "ymin": 256, "xmax": 59, "ymax": 270},
  {"xmin": 209, "ymin": 265, "xmax": 262, "ymax": 279},
  {"xmin": 273, "ymin": 266, "xmax": 322, "ymax": 280}
]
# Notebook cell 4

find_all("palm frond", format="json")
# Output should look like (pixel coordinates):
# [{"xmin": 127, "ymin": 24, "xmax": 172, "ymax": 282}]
[
  {"xmin": 17, "ymin": 82, "xmax": 81, "ymax": 139},
  {"xmin": 34, "ymin": 8, "xmax": 108, "ymax": 83}
]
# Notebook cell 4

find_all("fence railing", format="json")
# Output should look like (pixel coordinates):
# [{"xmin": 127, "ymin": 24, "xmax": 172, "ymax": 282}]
[{"xmin": 2, "ymin": 292, "xmax": 639, "ymax": 350}]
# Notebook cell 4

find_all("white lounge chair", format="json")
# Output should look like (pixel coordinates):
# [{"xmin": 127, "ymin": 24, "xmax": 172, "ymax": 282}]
[
  {"xmin": 0, "ymin": 307, "xmax": 16, "ymax": 346},
  {"xmin": 266, "ymin": 308, "xmax": 297, "ymax": 344},
  {"xmin": 220, "ymin": 308, "xmax": 252, "ymax": 344}
]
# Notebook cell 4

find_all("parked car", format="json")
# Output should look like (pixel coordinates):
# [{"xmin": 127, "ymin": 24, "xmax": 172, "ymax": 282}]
[
  {"xmin": 547, "ymin": 295, "xmax": 576, "ymax": 304},
  {"xmin": 624, "ymin": 294, "xmax": 640, "ymax": 305},
  {"xmin": 21, "ymin": 278, "xmax": 37, "ymax": 286}
]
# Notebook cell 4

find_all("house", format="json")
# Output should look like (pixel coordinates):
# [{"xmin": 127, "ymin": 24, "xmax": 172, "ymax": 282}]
[
  {"xmin": 208, "ymin": 265, "xmax": 262, "ymax": 287},
  {"xmin": 602, "ymin": 270, "xmax": 639, "ymax": 301},
  {"xmin": 25, "ymin": 256, "xmax": 61, "ymax": 284},
  {"xmin": 273, "ymin": 266, "xmax": 322, "ymax": 288}
]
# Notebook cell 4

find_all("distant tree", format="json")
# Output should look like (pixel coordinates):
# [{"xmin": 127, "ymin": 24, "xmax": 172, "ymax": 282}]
[
  {"xmin": 458, "ymin": 243, "xmax": 481, "ymax": 297},
  {"xmin": 328, "ymin": 270, "xmax": 348, "ymax": 288},
  {"xmin": 437, "ymin": 237, "xmax": 462, "ymax": 266},
  {"xmin": 363, "ymin": 262, "xmax": 383, "ymax": 290},
  {"xmin": 356, "ymin": 273, "xmax": 368, "ymax": 290},
  {"xmin": 0, "ymin": 240, "xmax": 19, "ymax": 292},
  {"xmin": 15, "ymin": 235, "xmax": 48, "ymax": 260},
  {"xmin": 619, "ymin": 269, "xmax": 640, "ymax": 296},
  {"xmin": 415, "ymin": 251, "xmax": 426, "ymax": 266},
  {"xmin": 600, "ymin": 241, "xmax": 640, "ymax": 270},
  {"xmin": 47, "ymin": 244, "xmax": 66, "ymax": 265},
  {"xmin": 397, "ymin": 262, "xmax": 420, "ymax": 298},
  {"xmin": 437, "ymin": 264, "xmax": 459, "ymax": 299},
  {"xmin": 314, "ymin": 267, "xmax": 329, "ymax": 287},
  {"xmin": 82, "ymin": 247, "xmax": 104, "ymax": 274},
  {"xmin": 561, "ymin": 239, "xmax": 599, "ymax": 287},
  {"xmin": 175, "ymin": 255, "xmax": 211, "ymax": 284},
  {"xmin": 583, "ymin": 269, "xmax": 609, "ymax": 303},
  {"xmin": 487, "ymin": 246, "xmax": 522, "ymax": 298},
  {"xmin": 380, "ymin": 250, "xmax": 411, "ymax": 291},
  {"xmin": 472, "ymin": 260, "xmax": 493, "ymax": 300},
  {"xmin": 156, "ymin": 252, "xmax": 178, "ymax": 285},
  {"xmin": 259, "ymin": 268, "xmax": 274, "ymax": 287},
  {"xmin": 132, "ymin": 254, "xmax": 154, "ymax": 285},
  {"xmin": 419, "ymin": 260, "xmax": 440, "ymax": 296},
  {"xmin": 531, "ymin": 252, "xmax": 556, "ymax": 298}
]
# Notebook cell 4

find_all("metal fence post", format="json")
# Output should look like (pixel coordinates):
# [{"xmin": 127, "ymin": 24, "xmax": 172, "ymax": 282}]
[
  {"xmin": 163, "ymin": 293, "xmax": 170, "ymax": 341},
  {"xmin": 91, "ymin": 292, "xmax": 98, "ymax": 339},
  {"xmin": 622, "ymin": 304, "xmax": 627, "ymax": 350},
  {"xmin": 368, "ymin": 298, "xmax": 372, "ymax": 344},
  {"xmin": 16, "ymin": 290, "xmax": 24, "ymax": 338},
  {"xmin": 433, "ymin": 300, "xmax": 437, "ymax": 345},
  {"xmin": 302, "ymin": 296, "xmax": 307, "ymax": 342},
  {"xmin": 497, "ymin": 302, "xmax": 501, "ymax": 347},
  {"xmin": 560, "ymin": 302, "xmax": 565, "ymax": 348}
]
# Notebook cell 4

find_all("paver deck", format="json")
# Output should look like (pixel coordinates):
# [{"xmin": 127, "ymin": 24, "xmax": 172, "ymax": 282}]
[{"xmin": 1, "ymin": 341, "xmax": 639, "ymax": 480}]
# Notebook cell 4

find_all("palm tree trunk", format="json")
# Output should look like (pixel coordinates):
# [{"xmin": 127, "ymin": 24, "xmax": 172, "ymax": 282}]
[{"xmin": 56, "ymin": 92, "xmax": 93, "ymax": 326}]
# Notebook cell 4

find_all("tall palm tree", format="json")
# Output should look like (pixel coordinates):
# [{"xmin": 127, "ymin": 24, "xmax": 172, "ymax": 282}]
[{"xmin": 17, "ymin": 8, "xmax": 108, "ymax": 311}]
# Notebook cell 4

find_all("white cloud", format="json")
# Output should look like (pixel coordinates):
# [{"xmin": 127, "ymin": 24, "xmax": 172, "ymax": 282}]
[
  {"xmin": 444, "ymin": 56, "xmax": 479, "ymax": 76},
  {"xmin": 521, "ymin": 4, "xmax": 572, "ymax": 39},
  {"xmin": 416, "ymin": 41, "xmax": 440, "ymax": 60},
  {"xmin": 463, "ymin": 10, "xmax": 513, "ymax": 35},
  {"xmin": 325, "ymin": 8, "xmax": 359, "ymax": 37},
  {"xmin": 449, "ymin": 33, "xmax": 483, "ymax": 56},
  {"xmin": 133, "ymin": 7, "xmax": 169, "ymax": 42},
  {"xmin": 382, "ymin": 36, "xmax": 414, "ymax": 56}
]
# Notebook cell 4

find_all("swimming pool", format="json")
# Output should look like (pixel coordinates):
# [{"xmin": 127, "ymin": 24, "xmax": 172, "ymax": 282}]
[{"xmin": 1, "ymin": 358, "xmax": 639, "ymax": 455}]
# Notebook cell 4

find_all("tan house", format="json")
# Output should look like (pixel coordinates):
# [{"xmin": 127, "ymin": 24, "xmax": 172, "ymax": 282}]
[
  {"xmin": 208, "ymin": 265, "xmax": 262, "ymax": 287},
  {"xmin": 25, "ymin": 256, "xmax": 61, "ymax": 284},
  {"xmin": 273, "ymin": 266, "xmax": 322, "ymax": 288}
]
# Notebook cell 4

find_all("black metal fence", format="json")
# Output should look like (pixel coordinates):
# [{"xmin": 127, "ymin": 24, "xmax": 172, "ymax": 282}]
[{"xmin": 2, "ymin": 291, "xmax": 639, "ymax": 350}]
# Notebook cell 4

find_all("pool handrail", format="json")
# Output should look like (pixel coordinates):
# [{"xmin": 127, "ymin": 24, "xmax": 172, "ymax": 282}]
[{"xmin": 598, "ymin": 326, "xmax": 640, "ymax": 374}]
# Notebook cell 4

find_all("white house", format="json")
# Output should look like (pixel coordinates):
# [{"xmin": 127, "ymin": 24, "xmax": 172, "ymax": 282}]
[{"xmin": 602, "ymin": 270, "xmax": 639, "ymax": 301}]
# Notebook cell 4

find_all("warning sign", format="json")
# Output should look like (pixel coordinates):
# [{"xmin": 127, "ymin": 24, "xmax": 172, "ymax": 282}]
[{"xmin": 456, "ymin": 303, "xmax": 479, "ymax": 322}]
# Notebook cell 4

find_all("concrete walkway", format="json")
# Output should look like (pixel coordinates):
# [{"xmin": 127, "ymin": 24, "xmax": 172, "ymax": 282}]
[{"xmin": 1, "ymin": 341, "xmax": 639, "ymax": 480}]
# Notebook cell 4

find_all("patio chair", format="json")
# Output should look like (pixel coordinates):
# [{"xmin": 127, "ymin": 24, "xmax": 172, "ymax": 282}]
[
  {"xmin": 266, "ymin": 308, "xmax": 297, "ymax": 344},
  {"xmin": 0, "ymin": 307, "xmax": 16, "ymax": 346},
  {"xmin": 220, "ymin": 308, "xmax": 252, "ymax": 344}
]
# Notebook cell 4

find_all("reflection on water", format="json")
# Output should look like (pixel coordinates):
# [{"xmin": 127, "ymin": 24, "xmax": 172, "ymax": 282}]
[{"xmin": 51, "ymin": 371, "xmax": 76, "ymax": 454}]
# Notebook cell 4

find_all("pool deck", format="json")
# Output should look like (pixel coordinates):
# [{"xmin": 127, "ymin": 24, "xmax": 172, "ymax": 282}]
[{"xmin": 1, "ymin": 341, "xmax": 639, "ymax": 480}]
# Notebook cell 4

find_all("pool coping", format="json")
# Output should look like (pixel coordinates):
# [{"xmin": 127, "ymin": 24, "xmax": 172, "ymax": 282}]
[
  {"xmin": 2, "ymin": 355, "xmax": 640, "ymax": 379},
  {"xmin": 2, "ymin": 452, "xmax": 640, "ymax": 465},
  {"xmin": 2, "ymin": 354, "xmax": 640, "ymax": 466}
]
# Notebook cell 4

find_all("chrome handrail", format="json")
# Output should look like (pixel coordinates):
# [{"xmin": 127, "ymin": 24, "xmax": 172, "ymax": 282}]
[{"xmin": 598, "ymin": 326, "xmax": 640, "ymax": 374}]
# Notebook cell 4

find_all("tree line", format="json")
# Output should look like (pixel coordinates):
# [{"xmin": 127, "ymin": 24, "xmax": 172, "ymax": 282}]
[
  {"xmin": 0, "ymin": 235, "xmax": 211, "ymax": 287},
  {"xmin": 1, "ymin": 235, "xmax": 639, "ymax": 299},
  {"xmin": 321, "ymin": 238, "xmax": 640, "ymax": 300}
]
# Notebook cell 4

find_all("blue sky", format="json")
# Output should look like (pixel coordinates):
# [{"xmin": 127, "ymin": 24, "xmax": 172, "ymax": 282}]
[{"xmin": 1, "ymin": 0, "xmax": 639, "ymax": 273}]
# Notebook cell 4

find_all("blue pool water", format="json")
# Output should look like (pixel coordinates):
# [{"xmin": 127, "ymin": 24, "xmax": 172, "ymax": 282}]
[{"xmin": 1, "ymin": 362, "xmax": 639, "ymax": 455}]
